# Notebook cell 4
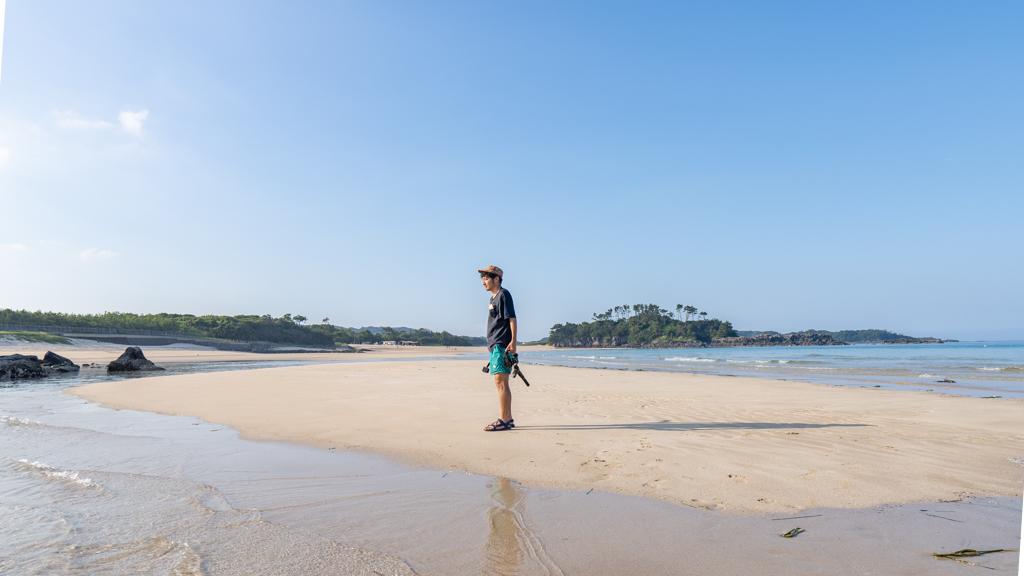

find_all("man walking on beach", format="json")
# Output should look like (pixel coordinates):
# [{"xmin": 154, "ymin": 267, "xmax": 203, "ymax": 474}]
[{"xmin": 479, "ymin": 265, "xmax": 517, "ymax": 432}]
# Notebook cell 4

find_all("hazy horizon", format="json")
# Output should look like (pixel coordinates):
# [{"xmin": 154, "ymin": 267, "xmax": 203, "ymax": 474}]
[{"xmin": 2, "ymin": 2, "xmax": 1021, "ymax": 342}]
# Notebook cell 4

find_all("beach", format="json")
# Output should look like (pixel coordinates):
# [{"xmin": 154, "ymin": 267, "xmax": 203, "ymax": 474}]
[
  {"xmin": 1, "ymin": 344, "xmax": 1021, "ymax": 573},
  {"xmin": 71, "ymin": 353, "xmax": 1024, "ymax": 513}
]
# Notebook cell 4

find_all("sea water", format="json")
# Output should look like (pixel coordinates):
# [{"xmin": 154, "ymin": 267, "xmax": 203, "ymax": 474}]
[
  {"xmin": 523, "ymin": 341, "xmax": 1024, "ymax": 398},
  {"xmin": 1, "ymin": 359, "xmax": 1020, "ymax": 574}
]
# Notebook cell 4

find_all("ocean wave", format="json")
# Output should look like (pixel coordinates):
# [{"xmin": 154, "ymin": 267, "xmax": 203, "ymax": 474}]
[
  {"xmin": 15, "ymin": 459, "xmax": 99, "ymax": 488},
  {"xmin": 567, "ymin": 355, "xmax": 597, "ymax": 360},
  {"xmin": 1, "ymin": 415, "xmax": 44, "ymax": 427},
  {"xmin": 917, "ymin": 374, "xmax": 937, "ymax": 378},
  {"xmin": 977, "ymin": 366, "xmax": 1024, "ymax": 373},
  {"xmin": 664, "ymin": 356, "xmax": 716, "ymax": 363},
  {"xmin": 723, "ymin": 359, "xmax": 795, "ymax": 365}
]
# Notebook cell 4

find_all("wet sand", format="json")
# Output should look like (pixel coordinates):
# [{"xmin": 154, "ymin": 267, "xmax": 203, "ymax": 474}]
[
  {"xmin": 3, "ymin": 378, "xmax": 1019, "ymax": 575},
  {"xmin": 72, "ymin": 357, "xmax": 1024, "ymax": 513}
]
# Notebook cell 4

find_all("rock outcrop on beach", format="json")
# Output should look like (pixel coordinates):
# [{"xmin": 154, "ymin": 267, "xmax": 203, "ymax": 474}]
[
  {"xmin": 42, "ymin": 351, "xmax": 80, "ymax": 374},
  {"xmin": 107, "ymin": 347, "xmax": 165, "ymax": 372},
  {"xmin": 1, "ymin": 352, "xmax": 83, "ymax": 381},
  {"xmin": 0, "ymin": 354, "xmax": 48, "ymax": 380}
]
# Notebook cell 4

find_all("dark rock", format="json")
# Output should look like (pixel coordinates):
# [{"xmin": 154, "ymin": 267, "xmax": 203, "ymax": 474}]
[
  {"xmin": 107, "ymin": 347, "xmax": 165, "ymax": 372},
  {"xmin": 42, "ymin": 351, "xmax": 80, "ymax": 374},
  {"xmin": 0, "ymin": 354, "xmax": 46, "ymax": 380},
  {"xmin": 936, "ymin": 378, "xmax": 956, "ymax": 383}
]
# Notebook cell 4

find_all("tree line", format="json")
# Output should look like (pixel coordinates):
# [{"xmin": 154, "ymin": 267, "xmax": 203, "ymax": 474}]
[
  {"xmin": 0, "ymin": 309, "xmax": 483, "ymax": 347},
  {"xmin": 548, "ymin": 303, "xmax": 736, "ymax": 347}
]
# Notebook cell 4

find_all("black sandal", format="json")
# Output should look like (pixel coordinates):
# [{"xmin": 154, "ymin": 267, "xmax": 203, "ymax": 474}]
[{"xmin": 484, "ymin": 418, "xmax": 512, "ymax": 431}]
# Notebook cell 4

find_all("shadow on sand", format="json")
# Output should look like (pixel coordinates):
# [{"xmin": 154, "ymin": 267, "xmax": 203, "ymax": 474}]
[{"xmin": 515, "ymin": 421, "xmax": 869, "ymax": 432}]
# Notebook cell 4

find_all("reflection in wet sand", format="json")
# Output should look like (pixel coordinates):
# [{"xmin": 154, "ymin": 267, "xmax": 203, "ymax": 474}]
[
  {"xmin": 485, "ymin": 477, "xmax": 564, "ymax": 576},
  {"xmin": 486, "ymin": 477, "xmax": 523, "ymax": 574}
]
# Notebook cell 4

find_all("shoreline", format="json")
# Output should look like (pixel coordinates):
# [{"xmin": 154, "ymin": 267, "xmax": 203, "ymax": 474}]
[{"xmin": 69, "ymin": 356, "xmax": 1024, "ymax": 514}]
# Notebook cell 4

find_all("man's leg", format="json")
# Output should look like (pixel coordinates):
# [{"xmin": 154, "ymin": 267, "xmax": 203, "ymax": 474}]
[{"xmin": 494, "ymin": 373, "xmax": 512, "ymax": 422}]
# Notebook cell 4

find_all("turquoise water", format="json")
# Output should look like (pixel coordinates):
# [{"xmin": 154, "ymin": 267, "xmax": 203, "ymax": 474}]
[{"xmin": 524, "ymin": 341, "xmax": 1024, "ymax": 398}]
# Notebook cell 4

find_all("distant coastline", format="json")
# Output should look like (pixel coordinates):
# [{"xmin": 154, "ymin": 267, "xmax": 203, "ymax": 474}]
[
  {"xmin": 545, "ymin": 304, "xmax": 954, "ymax": 348},
  {"xmin": 0, "ymin": 309, "xmax": 487, "ymax": 351}
]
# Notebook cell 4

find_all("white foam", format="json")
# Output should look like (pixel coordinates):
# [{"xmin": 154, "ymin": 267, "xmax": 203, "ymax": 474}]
[
  {"xmin": 664, "ymin": 357, "xmax": 716, "ymax": 363},
  {"xmin": 917, "ymin": 374, "xmax": 936, "ymax": 378},
  {"xmin": 1, "ymin": 415, "xmax": 43, "ymax": 427},
  {"xmin": 16, "ymin": 459, "xmax": 98, "ymax": 488},
  {"xmin": 568, "ymin": 355, "xmax": 597, "ymax": 360},
  {"xmin": 977, "ymin": 367, "xmax": 1002, "ymax": 371}
]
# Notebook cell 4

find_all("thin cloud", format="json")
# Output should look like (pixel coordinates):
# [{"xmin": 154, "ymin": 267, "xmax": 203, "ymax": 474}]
[
  {"xmin": 52, "ymin": 109, "xmax": 150, "ymax": 137},
  {"xmin": 0, "ymin": 145, "xmax": 9, "ymax": 169},
  {"xmin": 119, "ymin": 110, "xmax": 149, "ymax": 137},
  {"xmin": 53, "ymin": 109, "xmax": 113, "ymax": 131},
  {"xmin": 79, "ymin": 248, "xmax": 117, "ymax": 261},
  {"xmin": 0, "ymin": 242, "xmax": 28, "ymax": 253}
]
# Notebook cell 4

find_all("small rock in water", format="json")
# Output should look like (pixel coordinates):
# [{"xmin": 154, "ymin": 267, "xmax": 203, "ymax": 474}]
[
  {"xmin": 936, "ymin": 378, "xmax": 956, "ymax": 383},
  {"xmin": 107, "ymin": 347, "xmax": 165, "ymax": 372}
]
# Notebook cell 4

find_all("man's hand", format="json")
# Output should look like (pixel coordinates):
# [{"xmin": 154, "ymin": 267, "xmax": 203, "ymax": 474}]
[{"xmin": 506, "ymin": 341, "xmax": 517, "ymax": 354}]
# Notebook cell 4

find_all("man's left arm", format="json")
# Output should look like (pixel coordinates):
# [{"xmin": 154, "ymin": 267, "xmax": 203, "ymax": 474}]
[{"xmin": 507, "ymin": 318, "xmax": 518, "ymax": 353}]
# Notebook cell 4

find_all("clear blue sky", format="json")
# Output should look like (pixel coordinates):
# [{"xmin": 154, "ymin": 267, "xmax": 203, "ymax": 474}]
[{"xmin": 1, "ymin": 1, "xmax": 1021, "ymax": 340}]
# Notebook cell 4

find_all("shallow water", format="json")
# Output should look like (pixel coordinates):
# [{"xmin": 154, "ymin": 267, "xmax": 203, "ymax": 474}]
[
  {"xmin": 1, "ymin": 363, "xmax": 1020, "ymax": 574},
  {"xmin": 524, "ymin": 341, "xmax": 1024, "ymax": 398}
]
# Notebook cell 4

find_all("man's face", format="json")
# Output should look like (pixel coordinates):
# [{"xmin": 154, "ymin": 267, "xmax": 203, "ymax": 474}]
[{"xmin": 481, "ymin": 273, "xmax": 498, "ymax": 291}]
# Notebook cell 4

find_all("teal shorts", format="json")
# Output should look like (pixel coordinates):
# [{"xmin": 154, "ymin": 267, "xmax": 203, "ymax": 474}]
[{"xmin": 488, "ymin": 346, "xmax": 511, "ymax": 375}]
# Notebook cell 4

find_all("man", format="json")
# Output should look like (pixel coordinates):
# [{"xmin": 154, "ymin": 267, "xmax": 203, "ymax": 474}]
[{"xmin": 478, "ymin": 264, "xmax": 517, "ymax": 431}]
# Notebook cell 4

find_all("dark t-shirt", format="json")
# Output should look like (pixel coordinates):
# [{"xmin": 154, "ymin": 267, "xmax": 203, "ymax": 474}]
[{"xmin": 486, "ymin": 288, "xmax": 516, "ymax": 350}]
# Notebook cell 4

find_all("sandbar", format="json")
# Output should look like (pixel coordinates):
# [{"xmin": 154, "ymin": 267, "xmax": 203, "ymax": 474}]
[{"xmin": 70, "ymin": 356, "xmax": 1024, "ymax": 513}]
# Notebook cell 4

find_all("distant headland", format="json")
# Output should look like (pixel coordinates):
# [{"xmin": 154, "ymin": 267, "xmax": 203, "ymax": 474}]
[
  {"xmin": 0, "ymin": 309, "xmax": 486, "ymax": 351},
  {"xmin": 544, "ymin": 304, "xmax": 954, "ymax": 348}
]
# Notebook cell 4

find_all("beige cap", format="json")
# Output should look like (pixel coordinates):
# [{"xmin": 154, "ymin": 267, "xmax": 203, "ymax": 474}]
[{"xmin": 477, "ymin": 264, "xmax": 503, "ymax": 278}]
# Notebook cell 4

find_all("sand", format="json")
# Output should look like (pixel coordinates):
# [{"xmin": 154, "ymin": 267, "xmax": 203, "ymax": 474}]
[
  {"xmin": 0, "ymin": 341, "xmax": 478, "ymax": 364},
  {"xmin": 69, "ymin": 355, "xmax": 1024, "ymax": 513}
]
